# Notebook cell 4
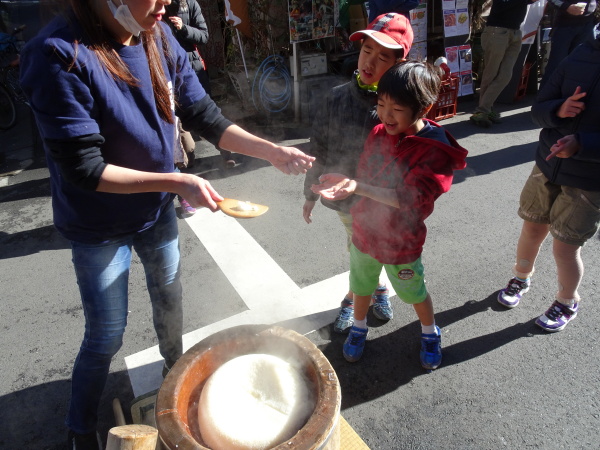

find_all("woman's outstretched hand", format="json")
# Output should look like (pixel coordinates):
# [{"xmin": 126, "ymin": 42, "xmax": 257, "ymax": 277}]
[{"xmin": 268, "ymin": 145, "xmax": 315, "ymax": 175}]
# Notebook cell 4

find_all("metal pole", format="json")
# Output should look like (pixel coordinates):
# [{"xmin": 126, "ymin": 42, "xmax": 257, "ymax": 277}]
[
  {"xmin": 236, "ymin": 28, "xmax": 249, "ymax": 81},
  {"xmin": 293, "ymin": 42, "xmax": 300, "ymax": 121}
]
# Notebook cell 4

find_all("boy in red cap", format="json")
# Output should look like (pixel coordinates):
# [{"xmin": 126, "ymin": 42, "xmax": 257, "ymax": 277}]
[{"xmin": 302, "ymin": 13, "xmax": 413, "ymax": 333}]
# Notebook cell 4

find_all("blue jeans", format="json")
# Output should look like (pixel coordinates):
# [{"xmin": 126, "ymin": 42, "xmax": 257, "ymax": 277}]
[{"xmin": 66, "ymin": 205, "xmax": 182, "ymax": 434}]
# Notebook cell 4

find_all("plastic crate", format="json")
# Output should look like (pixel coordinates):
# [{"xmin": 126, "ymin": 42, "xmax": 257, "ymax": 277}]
[
  {"xmin": 426, "ymin": 76, "xmax": 459, "ymax": 122},
  {"xmin": 515, "ymin": 62, "xmax": 533, "ymax": 101}
]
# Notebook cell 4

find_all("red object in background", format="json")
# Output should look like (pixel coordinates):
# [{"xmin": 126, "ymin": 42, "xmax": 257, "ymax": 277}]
[
  {"xmin": 427, "ymin": 76, "xmax": 459, "ymax": 122},
  {"xmin": 434, "ymin": 56, "xmax": 451, "ymax": 81}
]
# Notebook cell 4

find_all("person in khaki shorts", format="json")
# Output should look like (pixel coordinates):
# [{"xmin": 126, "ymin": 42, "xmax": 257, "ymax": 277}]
[
  {"xmin": 497, "ymin": 24, "xmax": 600, "ymax": 331},
  {"xmin": 470, "ymin": 0, "xmax": 538, "ymax": 127}
]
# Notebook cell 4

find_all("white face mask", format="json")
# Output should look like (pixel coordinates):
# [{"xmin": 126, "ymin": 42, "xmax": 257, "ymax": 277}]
[{"xmin": 107, "ymin": 0, "xmax": 146, "ymax": 37}]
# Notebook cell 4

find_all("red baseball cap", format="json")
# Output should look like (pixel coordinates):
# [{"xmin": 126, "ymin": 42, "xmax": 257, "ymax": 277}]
[{"xmin": 350, "ymin": 13, "xmax": 414, "ymax": 55}]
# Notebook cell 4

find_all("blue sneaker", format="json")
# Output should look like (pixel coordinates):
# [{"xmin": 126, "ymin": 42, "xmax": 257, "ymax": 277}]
[
  {"xmin": 535, "ymin": 299, "xmax": 578, "ymax": 332},
  {"xmin": 372, "ymin": 285, "xmax": 393, "ymax": 320},
  {"xmin": 420, "ymin": 326, "xmax": 442, "ymax": 370},
  {"xmin": 498, "ymin": 277, "xmax": 530, "ymax": 308},
  {"xmin": 333, "ymin": 298, "xmax": 354, "ymax": 334},
  {"xmin": 343, "ymin": 326, "xmax": 368, "ymax": 362}
]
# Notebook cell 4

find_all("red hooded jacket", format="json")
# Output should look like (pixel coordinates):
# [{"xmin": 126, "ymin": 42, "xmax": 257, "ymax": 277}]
[{"xmin": 351, "ymin": 120, "xmax": 468, "ymax": 264}]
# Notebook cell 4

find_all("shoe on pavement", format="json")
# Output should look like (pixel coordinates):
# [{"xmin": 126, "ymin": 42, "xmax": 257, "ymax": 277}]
[
  {"xmin": 178, "ymin": 197, "xmax": 196, "ymax": 218},
  {"xmin": 498, "ymin": 277, "xmax": 530, "ymax": 308},
  {"xmin": 420, "ymin": 326, "xmax": 442, "ymax": 370},
  {"xmin": 488, "ymin": 109, "xmax": 502, "ymax": 124},
  {"xmin": 470, "ymin": 111, "xmax": 492, "ymax": 128},
  {"xmin": 343, "ymin": 326, "xmax": 368, "ymax": 362},
  {"xmin": 535, "ymin": 299, "xmax": 578, "ymax": 332},
  {"xmin": 371, "ymin": 285, "xmax": 393, "ymax": 320},
  {"xmin": 67, "ymin": 429, "xmax": 102, "ymax": 450},
  {"xmin": 333, "ymin": 297, "xmax": 354, "ymax": 334}
]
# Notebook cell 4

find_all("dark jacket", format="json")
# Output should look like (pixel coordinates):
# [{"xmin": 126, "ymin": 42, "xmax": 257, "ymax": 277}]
[
  {"xmin": 304, "ymin": 74, "xmax": 379, "ymax": 213},
  {"xmin": 531, "ymin": 26, "xmax": 600, "ymax": 191},
  {"xmin": 352, "ymin": 121, "xmax": 468, "ymax": 264},
  {"xmin": 548, "ymin": 0, "xmax": 597, "ymax": 27},
  {"xmin": 368, "ymin": 0, "xmax": 421, "ymax": 21},
  {"xmin": 165, "ymin": 0, "xmax": 209, "ymax": 75}
]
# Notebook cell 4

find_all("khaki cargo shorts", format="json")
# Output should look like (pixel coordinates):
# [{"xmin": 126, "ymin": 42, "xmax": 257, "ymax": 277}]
[{"xmin": 518, "ymin": 165, "xmax": 600, "ymax": 246}]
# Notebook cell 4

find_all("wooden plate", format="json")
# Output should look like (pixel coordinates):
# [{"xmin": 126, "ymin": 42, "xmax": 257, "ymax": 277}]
[{"xmin": 217, "ymin": 198, "xmax": 269, "ymax": 219}]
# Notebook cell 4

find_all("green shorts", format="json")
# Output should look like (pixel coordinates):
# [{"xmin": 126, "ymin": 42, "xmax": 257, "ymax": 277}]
[
  {"xmin": 336, "ymin": 210, "xmax": 353, "ymax": 251},
  {"xmin": 519, "ymin": 165, "xmax": 600, "ymax": 246},
  {"xmin": 349, "ymin": 244, "xmax": 428, "ymax": 304}
]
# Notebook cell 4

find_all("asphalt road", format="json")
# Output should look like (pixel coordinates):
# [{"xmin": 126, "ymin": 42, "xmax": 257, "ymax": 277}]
[{"xmin": 1, "ymin": 96, "xmax": 599, "ymax": 449}]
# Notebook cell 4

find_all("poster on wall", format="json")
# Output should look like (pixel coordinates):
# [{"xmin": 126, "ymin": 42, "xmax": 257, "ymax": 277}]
[
  {"xmin": 410, "ymin": 41, "xmax": 428, "ymax": 61},
  {"xmin": 289, "ymin": 0, "xmax": 336, "ymax": 42},
  {"xmin": 458, "ymin": 44, "xmax": 472, "ymax": 71},
  {"xmin": 460, "ymin": 70, "xmax": 474, "ymax": 95},
  {"xmin": 445, "ymin": 46, "xmax": 459, "ymax": 73},
  {"xmin": 443, "ymin": 9, "xmax": 457, "ymax": 37},
  {"xmin": 410, "ymin": 2, "xmax": 428, "ymax": 43},
  {"xmin": 456, "ymin": 9, "xmax": 469, "ymax": 35}
]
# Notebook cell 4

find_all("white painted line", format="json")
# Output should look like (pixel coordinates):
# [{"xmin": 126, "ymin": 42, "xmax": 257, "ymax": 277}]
[{"xmin": 185, "ymin": 208, "xmax": 298, "ymax": 310}]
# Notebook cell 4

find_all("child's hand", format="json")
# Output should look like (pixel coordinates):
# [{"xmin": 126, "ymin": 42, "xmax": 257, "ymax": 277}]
[
  {"xmin": 303, "ymin": 200, "xmax": 316, "ymax": 224},
  {"xmin": 546, "ymin": 134, "xmax": 580, "ymax": 160},
  {"xmin": 557, "ymin": 86, "xmax": 586, "ymax": 118},
  {"xmin": 311, "ymin": 173, "xmax": 357, "ymax": 200}
]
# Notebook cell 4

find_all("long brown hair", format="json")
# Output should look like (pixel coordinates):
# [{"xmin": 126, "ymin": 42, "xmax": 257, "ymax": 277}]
[{"xmin": 68, "ymin": 0, "xmax": 175, "ymax": 123}]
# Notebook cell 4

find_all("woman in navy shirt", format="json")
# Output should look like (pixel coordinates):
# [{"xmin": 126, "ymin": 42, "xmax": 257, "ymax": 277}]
[{"xmin": 20, "ymin": 1, "xmax": 313, "ymax": 448}]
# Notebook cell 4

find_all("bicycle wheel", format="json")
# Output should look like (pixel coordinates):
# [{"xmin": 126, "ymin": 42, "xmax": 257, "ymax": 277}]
[{"xmin": 0, "ymin": 83, "xmax": 16, "ymax": 130}]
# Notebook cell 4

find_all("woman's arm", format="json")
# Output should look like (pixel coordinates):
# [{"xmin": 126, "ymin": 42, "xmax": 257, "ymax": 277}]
[
  {"xmin": 218, "ymin": 124, "xmax": 314, "ymax": 175},
  {"xmin": 97, "ymin": 165, "xmax": 223, "ymax": 210}
]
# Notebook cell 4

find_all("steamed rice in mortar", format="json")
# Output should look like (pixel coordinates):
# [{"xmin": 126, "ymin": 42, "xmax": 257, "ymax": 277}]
[{"xmin": 198, "ymin": 353, "xmax": 316, "ymax": 450}]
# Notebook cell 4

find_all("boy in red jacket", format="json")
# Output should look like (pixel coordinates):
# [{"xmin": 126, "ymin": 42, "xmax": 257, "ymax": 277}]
[{"xmin": 312, "ymin": 61, "xmax": 468, "ymax": 369}]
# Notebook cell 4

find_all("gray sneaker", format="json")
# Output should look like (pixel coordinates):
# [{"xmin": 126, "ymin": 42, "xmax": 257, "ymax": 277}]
[
  {"xmin": 333, "ymin": 297, "xmax": 354, "ymax": 334},
  {"xmin": 371, "ymin": 286, "xmax": 393, "ymax": 320}
]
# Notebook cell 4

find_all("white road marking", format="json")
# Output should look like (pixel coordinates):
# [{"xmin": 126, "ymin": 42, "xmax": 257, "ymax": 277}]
[{"xmin": 126, "ymin": 208, "xmax": 391, "ymax": 397}]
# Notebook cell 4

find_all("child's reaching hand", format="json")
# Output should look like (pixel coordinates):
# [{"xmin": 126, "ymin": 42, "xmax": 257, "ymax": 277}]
[
  {"xmin": 311, "ymin": 173, "xmax": 357, "ymax": 200},
  {"xmin": 557, "ymin": 86, "xmax": 586, "ymax": 118}
]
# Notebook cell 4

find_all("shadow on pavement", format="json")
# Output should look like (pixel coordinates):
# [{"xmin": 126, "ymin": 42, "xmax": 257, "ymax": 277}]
[
  {"xmin": 316, "ymin": 292, "xmax": 545, "ymax": 411},
  {"xmin": 0, "ymin": 369, "xmax": 132, "ymax": 450},
  {"xmin": 0, "ymin": 224, "xmax": 69, "ymax": 259},
  {"xmin": 0, "ymin": 171, "xmax": 50, "ymax": 203},
  {"xmin": 453, "ymin": 140, "xmax": 538, "ymax": 184}
]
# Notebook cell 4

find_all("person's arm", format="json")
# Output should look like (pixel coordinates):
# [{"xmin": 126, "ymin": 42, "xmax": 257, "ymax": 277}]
[
  {"xmin": 97, "ymin": 164, "xmax": 223, "ymax": 210},
  {"xmin": 45, "ymin": 134, "xmax": 225, "ymax": 210},
  {"xmin": 548, "ymin": 0, "xmax": 587, "ymax": 14},
  {"xmin": 312, "ymin": 147, "xmax": 453, "ymax": 210},
  {"xmin": 217, "ymin": 124, "xmax": 314, "ymax": 175},
  {"xmin": 310, "ymin": 173, "xmax": 400, "ymax": 207}
]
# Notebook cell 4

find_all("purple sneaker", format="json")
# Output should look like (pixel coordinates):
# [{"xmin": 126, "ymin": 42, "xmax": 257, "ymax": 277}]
[
  {"xmin": 535, "ymin": 300, "xmax": 578, "ymax": 332},
  {"xmin": 498, "ymin": 277, "xmax": 530, "ymax": 308},
  {"xmin": 178, "ymin": 197, "xmax": 196, "ymax": 218}
]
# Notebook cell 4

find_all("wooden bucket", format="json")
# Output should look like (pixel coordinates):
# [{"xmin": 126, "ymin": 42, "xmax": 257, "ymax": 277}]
[{"xmin": 155, "ymin": 325, "xmax": 341, "ymax": 450}]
